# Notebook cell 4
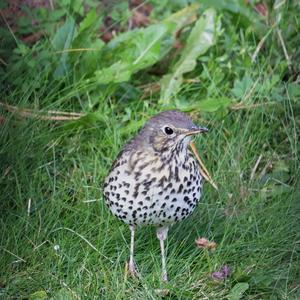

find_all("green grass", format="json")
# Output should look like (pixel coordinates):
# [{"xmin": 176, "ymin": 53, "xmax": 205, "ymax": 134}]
[{"xmin": 1, "ymin": 1, "xmax": 300, "ymax": 299}]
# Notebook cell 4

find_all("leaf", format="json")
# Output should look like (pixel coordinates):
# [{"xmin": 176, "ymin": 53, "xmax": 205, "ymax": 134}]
[
  {"xmin": 163, "ymin": 3, "xmax": 200, "ymax": 36},
  {"xmin": 95, "ymin": 61, "xmax": 133, "ymax": 84},
  {"xmin": 94, "ymin": 5, "xmax": 200, "ymax": 84},
  {"xmin": 197, "ymin": 97, "xmax": 232, "ymax": 112},
  {"xmin": 287, "ymin": 82, "xmax": 300, "ymax": 98},
  {"xmin": 52, "ymin": 17, "xmax": 76, "ymax": 51},
  {"xmin": 202, "ymin": 0, "xmax": 254, "ymax": 17},
  {"xmin": 227, "ymin": 283, "xmax": 249, "ymax": 300},
  {"xmin": 231, "ymin": 75, "xmax": 254, "ymax": 99},
  {"xmin": 200, "ymin": 0, "xmax": 266, "ymax": 35},
  {"xmin": 78, "ymin": 9, "xmax": 98, "ymax": 33},
  {"xmin": 50, "ymin": 288, "xmax": 75, "ymax": 300},
  {"xmin": 94, "ymin": 24, "xmax": 168, "ymax": 84},
  {"xmin": 160, "ymin": 9, "xmax": 219, "ymax": 104},
  {"xmin": 48, "ymin": 9, "xmax": 67, "ymax": 22},
  {"xmin": 67, "ymin": 10, "xmax": 103, "ymax": 79},
  {"xmin": 52, "ymin": 17, "xmax": 76, "ymax": 77},
  {"xmin": 29, "ymin": 290, "xmax": 48, "ymax": 300},
  {"xmin": 76, "ymin": 39, "xmax": 105, "ymax": 78},
  {"xmin": 177, "ymin": 97, "xmax": 232, "ymax": 113},
  {"xmin": 72, "ymin": 9, "xmax": 102, "ymax": 48},
  {"xmin": 119, "ymin": 119, "xmax": 145, "ymax": 136}
]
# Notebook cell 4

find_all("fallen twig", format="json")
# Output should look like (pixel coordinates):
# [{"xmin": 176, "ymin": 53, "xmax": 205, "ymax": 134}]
[
  {"xmin": 54, "ymin": 48, "xmax": 98, "ymax": 54},
  {"xmin": 2, "ymin": 248, "xmax": 26, "ymax": 262},
  {"xmin": 0, "ymin": 102, "xmax": 85, "ymax": 120},
  {"xmin": 230, "ymin": 102, "xmax": 276, "ymax": 110},
  {"xmin": 277, "ymin": 28, "xmax": 292, "ymax": 71},
  {"xmin": 251, "ymin": 27, "xmax": 274, "ymax": 63},
  {"xmin": 189, "ymin": 141, "xmax": 218, "ymax": 190},
  {"xmin": 250, "ymin": 154, "xmax": 263, "ymax": 181},
  {"xmin": 21, "ymin": 31, "xmax": 44, "ymax": 44},
  {"xmin": 46, "ymin": 110, "xmax": 84, "ymax": 117},
  {"xmin": 0, "ymin": 58, "xmax": 8, "ymax": 66}
]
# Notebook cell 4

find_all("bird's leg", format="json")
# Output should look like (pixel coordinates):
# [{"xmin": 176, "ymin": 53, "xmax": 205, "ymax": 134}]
[
  {"xmin": 156, "ymin": 226, "xmax": 169, "ymax": 282},
  {"xmin": 128, "ymin": 225, "xmax": 138, "ymax": 277}
]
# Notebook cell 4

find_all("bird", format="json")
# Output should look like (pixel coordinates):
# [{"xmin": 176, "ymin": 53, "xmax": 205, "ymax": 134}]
[{"xmin": 103, "ymin": 110, "xmax": 208, "ymax": 281}]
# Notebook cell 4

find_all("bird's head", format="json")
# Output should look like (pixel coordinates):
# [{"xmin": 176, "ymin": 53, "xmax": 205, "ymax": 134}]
[{"xmin": 138, "ymin": 110, "xmax": 208, "ymax": 155}]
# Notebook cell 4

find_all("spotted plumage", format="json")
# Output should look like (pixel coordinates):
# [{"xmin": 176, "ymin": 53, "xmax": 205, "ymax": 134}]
[{"xmin": 103, "ymin": 110, "xmax": 208, "ymax": 281}]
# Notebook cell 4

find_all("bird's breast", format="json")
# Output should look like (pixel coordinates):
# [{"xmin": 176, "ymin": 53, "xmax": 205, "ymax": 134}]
[{"xmin": 103, "ymin": 150, "xmax": 203, "ymax": 226}]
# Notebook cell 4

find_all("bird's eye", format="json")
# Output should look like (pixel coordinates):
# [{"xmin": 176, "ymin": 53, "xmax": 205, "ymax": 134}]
[{"xmin": 164, "ymin": 127, "xmax": 174, "ymax": 135}]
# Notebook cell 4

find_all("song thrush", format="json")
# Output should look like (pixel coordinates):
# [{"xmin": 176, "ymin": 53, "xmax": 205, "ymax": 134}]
[{"xmin": 103, "ymin": 110, "xmax": 208, "ymax": 281}]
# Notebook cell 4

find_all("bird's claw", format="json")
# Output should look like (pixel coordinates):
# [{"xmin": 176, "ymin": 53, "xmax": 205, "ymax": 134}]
[
  {"xmin": 126, "ymin": 260, "xmax": 139, "ymax": 278},
  {"xmin": 161, "ymin": 272, "xmax": 168, "ymax": 282}
]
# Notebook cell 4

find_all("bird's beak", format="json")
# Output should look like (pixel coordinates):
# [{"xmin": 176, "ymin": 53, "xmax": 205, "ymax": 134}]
[{"xmin": 184, "ymin": 127, "xmax": 208, "ymax": 136}]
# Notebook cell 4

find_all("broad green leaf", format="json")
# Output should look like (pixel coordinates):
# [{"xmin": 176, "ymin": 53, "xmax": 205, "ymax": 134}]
[
  {"xmin": 227, "ymin": 282, "xmax": 249, "ymax": 300},
  {"xmin": 69, "ymin": 10, "xmax": 103, "ymax": 78},
  {"xmin": 232, "ymin": 75, "xmax": 254, "ymax": 99},
  {"xmin": 200, "ymin": 0, "xmax": 266, "ymax": 35},
  {"xmin": 48, "ymin": 9, "xmax": 66, "ymax": 22},
  {"xmin": 119, "ymin": 119, "xmax": 145, "ymax": 136},
  {"xmin": 52, "ymin": 17, "xmax": 76, "ymax": 77},
  {"xmin": 163, "ymin": 3, "xmax": 200, "ymax": 36},
  {"xmin": 52, "ymin": 17, "xmax": 76, "ymax": 51},
  {"xmin": 76, "ymin": 39, "xmax": 105, "ymax": 78},
  {"xmin": 197, "ymin": 97, "xmax": 232, "ymax": 112},
  {"xmin": 95, "ymin": 61, "xmax": 133, "ymax": 84},
  {"xmin": 94, "ymin": 24, "xmax": 167, "ymax": 84},
  {"xmin": 95, "ymin": 24, "xmax": 169, "ymax": 84},
  {"xmin": 160, "ymin": 9, "xmax": 218, "ymax": 104},
  {"xmin": 202, "ymin": 0, "xmax": 254, "ymax": 17},
  {"xmin": 72, "ymin": 9, "xmax": 102, "ymax": 47},
  {"xmin": 29, "ymin": 290, "xmax": 47, "ymax": 300},
  {"xmin": 178, "ymin": 97, "xmax": 232, "ymax": 112},
  {"xmin": 78, "ymin": 9, "xmax": 98, "ymax": 33},
  {"xmin": 94, "ymin": 5, "xmax": 200, "ymax": 85},
  {"xmin": 50, "ymin": 288, "xmax": 75, "ymax": 300},
  {"xmin": 287, "ymin": 82, "xmax": 300, "ymax": 98},
  {"xmin": 131, "ymin": 25, "xmax": 168, "ymax": 68}
]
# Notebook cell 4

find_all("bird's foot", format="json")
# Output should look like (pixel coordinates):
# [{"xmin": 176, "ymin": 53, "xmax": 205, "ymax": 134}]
[
  {"xmin": 126, "ymin": 260, "xmax": 139, "ymax": 278},
  {"xmin": 161, "ymin": 271, "xmax": 168, "ymax": 282},
  {"xmin": 155, "ymin": 289, "xmax": 170, "ymax": 297}
]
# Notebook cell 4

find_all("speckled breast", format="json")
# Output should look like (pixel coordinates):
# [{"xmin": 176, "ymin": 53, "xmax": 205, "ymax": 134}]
[{"xmin": 103, "ymin": 149, "xmax": 203, "ymax": 227}]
